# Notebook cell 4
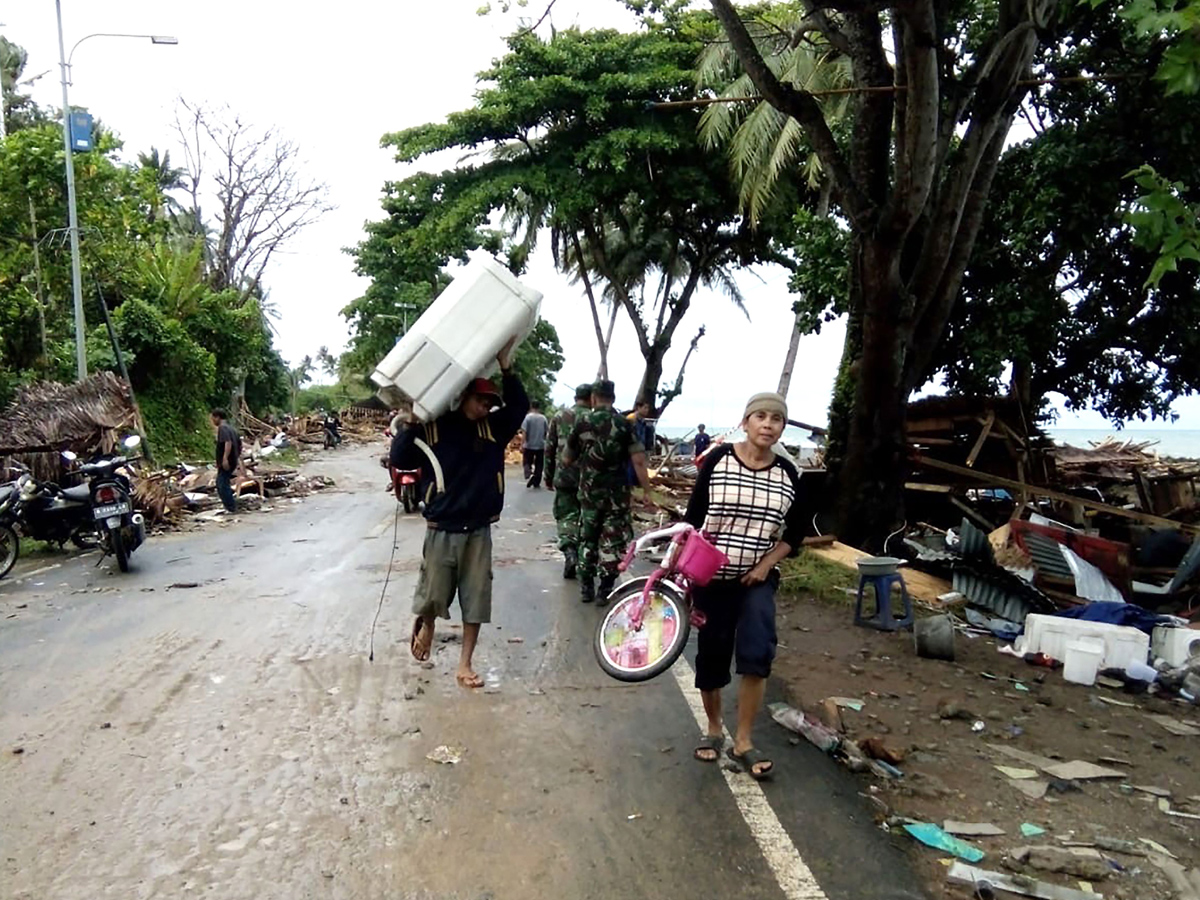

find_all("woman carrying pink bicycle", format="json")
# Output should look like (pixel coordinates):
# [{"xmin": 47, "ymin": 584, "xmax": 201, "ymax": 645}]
[
  {"xmin": 684, "ymin": 391, "xmax": 805, "ymax": 780},
  {"xmin": 592, "ymin": 392, "xmax": 806, "ymax": 780}
]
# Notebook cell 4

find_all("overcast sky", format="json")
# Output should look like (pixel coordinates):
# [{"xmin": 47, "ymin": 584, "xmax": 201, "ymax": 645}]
[{"xmin": 5, "ymin": 0, "xmax": 1197, "ymax": 433}]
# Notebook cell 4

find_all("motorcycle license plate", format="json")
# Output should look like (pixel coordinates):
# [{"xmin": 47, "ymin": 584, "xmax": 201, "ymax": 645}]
[{"xmin": 93, "ymin": 502, "xmax": 130, "ymax": 519}]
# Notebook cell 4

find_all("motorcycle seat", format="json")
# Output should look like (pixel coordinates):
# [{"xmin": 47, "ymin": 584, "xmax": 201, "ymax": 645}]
[{"xmin": 62, "ymin": 484, "xmax": 92, "ymax": 502}]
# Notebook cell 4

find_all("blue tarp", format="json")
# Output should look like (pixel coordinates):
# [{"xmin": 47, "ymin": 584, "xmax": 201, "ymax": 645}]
[{"xmin": 1052, "ymin": 601, "xmax": 1173, "ymax": 635}]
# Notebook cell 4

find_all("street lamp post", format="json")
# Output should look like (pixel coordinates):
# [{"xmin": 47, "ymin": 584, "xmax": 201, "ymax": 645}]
[{"xmin": 54, "ymin": 0, "xmax": 176, "ymax": 381}]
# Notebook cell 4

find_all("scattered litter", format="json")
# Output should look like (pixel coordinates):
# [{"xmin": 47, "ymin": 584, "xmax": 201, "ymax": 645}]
[
  {"xmin": 989, "ymin": 744, "xmax": 1057, "ymax": 769},
  {"xmin": 12, "ymin": 746, "xmax": 24, "ymax": 755},
  {"xmin": 1147, "ymin": 714, "xmax": 1200, "ymax": 736},
  {"xmin": 1014, "ymin": 682, "xmax": 1030, "ymax": 692},
  {"xmin": 996, "ymin": 766, "xmax": 1040, "ymax": 779},
  {"xmin": 903, "ymin": 822, "xmax": 985, "ymax": 862},
  {"xmin": 627, "ymin": 813, "xmax": 643, "ymax": 821},
  {"xmin": 1010, "ymin": 780, "xmax": 1050, "ymax": 799},
  {"xmin": 507, "ymin": 637, "xmax": 524, "ymax": 644},
  {"xmin": 1131, "ymin": 784, "xmax": 1172, "ymax": 798},
  {"xmin": 972, "ymin": 720, "xmax": 987, "ymax": 733},
  {"xmin": 830, "ymin": 696, "xmax": 866, "ymax": 712},
  {"xmin": 1096, "ymin": 696, "xmax": 1136, "ymax": 708},
  {"xmin": 943, "ymin": 821, "xmax": 1005, "ymax": 837},
  {"xmin": 947, "ymin": 861, "xmax": 1102, "ymax": 900},
  {"xmin": 1021, "ymin": 823, "xmax": 1047, "ymax": 837},
  {"xmin": 1158, "ymin": 798, "xmax": 1200, "ymax": 820},
  {"xmin": 1095, "ymin": 675, "xmax": 1125, "ymax": 689},
  {"xmin": 1012, "ymin": 845, "xmax": 1111, "ymax": 881},
  {"xmin": 1138, "ymin": 837, "xmax": 1176, "ymax": 859},
  {"xmin": 426, "ymin": 745, "xmax": 465, "ymax": 765},
  {"xmin": 166, "ymin": 582, "xmax": 200, "ymax": 590},
  {"xmin": 1041, "ymin": 760, "xmax": 1126, "ymax": 781}
]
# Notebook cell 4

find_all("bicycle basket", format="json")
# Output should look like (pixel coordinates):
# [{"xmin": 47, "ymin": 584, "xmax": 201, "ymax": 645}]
[{"xmin": 673, "ymin": 530, "xmax": 727, "ymax": 586}]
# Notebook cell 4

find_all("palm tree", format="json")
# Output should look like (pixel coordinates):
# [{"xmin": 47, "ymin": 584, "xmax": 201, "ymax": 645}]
[
  {"xmin": 138, "ymin": 147, "xmax": 186, "ymax": 224},
  {"xmin": 288, "ymin": 355, "xmax": 314, "ymax": 415},
  {"xmin": 695, "ymin": 11, "xmax": 851, "ymax": 227},
  {"xmin": 696, "ymin": 10, "xmax": 851, "ymax": 396}
]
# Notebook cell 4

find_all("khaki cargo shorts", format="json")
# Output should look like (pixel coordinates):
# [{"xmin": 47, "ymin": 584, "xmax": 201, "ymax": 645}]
[{"xmin": 412, "ymin": 526, "xmax": 493, "ymax": 624}]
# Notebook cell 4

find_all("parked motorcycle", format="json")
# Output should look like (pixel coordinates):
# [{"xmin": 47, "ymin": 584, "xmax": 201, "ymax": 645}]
[
  {"xmin": 0, "ymin": 464, "xmax": 102, "ymax": 580},
  {"xmin": 62, "ymin": 434, "xmax": 147, "ymax": 573}
]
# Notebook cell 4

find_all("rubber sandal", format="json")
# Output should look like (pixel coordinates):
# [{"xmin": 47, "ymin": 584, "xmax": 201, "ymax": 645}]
[
  {"xmin": 410, "ymin": 616, "xmax": 433, "ymax": 662},
  {"xmin": 693, "ymin": 734, "xmax": 725, "ymax": 763},
  {"xmin": 455, "ymin": 671, "xmax": 485, "ymax": 689},
  {"xmin": 726, "ymin": 746, "xmax": 774, "ymax": 781}
]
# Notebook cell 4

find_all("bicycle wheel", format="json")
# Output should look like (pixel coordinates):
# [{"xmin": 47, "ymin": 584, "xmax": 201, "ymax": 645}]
[{"xmin": 594, "ymin": 576, "xmax": 690, "ymax": 683}]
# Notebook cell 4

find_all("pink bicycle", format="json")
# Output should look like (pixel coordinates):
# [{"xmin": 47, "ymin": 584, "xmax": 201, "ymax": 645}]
[{"xmin": 594, "ymin": 523, "xmax": 728, "ymax": 682}]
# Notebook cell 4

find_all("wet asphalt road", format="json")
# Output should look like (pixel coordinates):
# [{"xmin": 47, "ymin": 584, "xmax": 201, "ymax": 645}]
[{"xmin": 0, "ymin": 444, "xmax": 927, "ymax": 900}]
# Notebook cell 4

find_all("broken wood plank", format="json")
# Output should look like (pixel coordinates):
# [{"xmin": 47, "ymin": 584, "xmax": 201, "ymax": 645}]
[
  {"xmin": 966, "ymin": 411, "xmax": 996, "ymax": 468},
  {"xmin": 913, "ymin": 454, "xmax": 1200, "ymax": 534},
  {"xmin": 905, "ymin": 482, "xmax": 954, "ymax": 493},
  {"xmin": 1041, "ymin": 760, "xmax": 1127, "ymax": 781}
]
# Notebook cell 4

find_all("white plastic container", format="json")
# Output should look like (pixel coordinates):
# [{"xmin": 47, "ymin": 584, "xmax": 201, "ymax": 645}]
[
  {"xmin": 1018, "ymin": 613, "xmax": 1150, "ymax": 670},
  {"xmin": 371, "ymin": 254, "xmax": 543, "ymax": 421},
  {"xmin": 1152, "ymin": 626, "xmax": 1200, "ymax": 668},
  {"xmin": 1063, "ymin": 638, "xmax": 1105, "ymax": 686}
]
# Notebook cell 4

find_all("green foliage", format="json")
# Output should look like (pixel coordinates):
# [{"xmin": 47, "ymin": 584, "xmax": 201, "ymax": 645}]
[
  {"xmin": 786, "ymin": 209, "xmax": 849, "ymax": 333},
  {"xmin": 1127, "ymin": 166, "xmax": 1200, "ymax": 285},
  {"xmin": 0, "ymin": 44, "xmax": 298, "ymax": 454},
  {"xmin": 941, "ymin": 6, "xmax": 1200, "ymax": 424}
]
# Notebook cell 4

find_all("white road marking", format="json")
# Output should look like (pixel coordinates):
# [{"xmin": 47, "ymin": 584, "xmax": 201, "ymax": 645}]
[{"xmin": 672, "ymin": 659, "xmax": 829, "ymax": 900}]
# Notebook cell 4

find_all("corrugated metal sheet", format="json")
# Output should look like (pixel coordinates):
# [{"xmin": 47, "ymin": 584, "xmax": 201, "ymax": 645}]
[
  {"xmin": 952, "ymin": 563, "xmax": 1056, "ymax": 623},
  {"xmin": 1022, "ymin": 531, "xmax": 1073, "ymax": 579},
  {"xmin": 953, "ymin": 570, "xmax": 1031, "ymax": 623},
  {"xmin": 959, "ymin": 519, "xmax": 995, "ymax": 564}
]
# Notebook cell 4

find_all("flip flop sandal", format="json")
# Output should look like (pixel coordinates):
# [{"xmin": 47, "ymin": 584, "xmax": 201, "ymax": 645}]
[
  {"xmin": 455, "ymin": 672, "xmax": 485, "ymax": 689},
  {"xmin": 693, "ymin": 734, "xmax": 725, "ymax": 763},
  {"xmin": 410, "ymin": 616, "xmax": 432, "ymax": 662},
  {"xmin": 726, "ymin": 747, "xmax": 774, "ymax": 781}
]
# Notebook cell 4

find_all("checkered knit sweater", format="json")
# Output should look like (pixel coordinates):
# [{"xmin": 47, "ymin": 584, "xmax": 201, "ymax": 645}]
[{"xmin": 684, "ymin": 443, "xmax": 804, "ymax": 581}]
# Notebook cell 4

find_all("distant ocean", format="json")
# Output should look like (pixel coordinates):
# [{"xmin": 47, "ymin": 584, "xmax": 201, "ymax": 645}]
[{"xmin": 655, "ymin": 426, "xmax": 1200, "ymax": 460}]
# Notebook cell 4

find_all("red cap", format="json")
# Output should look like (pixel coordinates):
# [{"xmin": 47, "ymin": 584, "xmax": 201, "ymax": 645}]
[{"xmin": 466, "ymin": 377, "xmax": 502, "ymax": 402}]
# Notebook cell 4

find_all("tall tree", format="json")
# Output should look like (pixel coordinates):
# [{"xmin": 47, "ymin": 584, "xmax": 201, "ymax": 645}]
[
  {"xmin": 172, "ymin": 100, "xmax": 333, "ymax": 298},
  {"xmin": 359, "ymin": 24, "xmax": 798, "ymax": 412},
  {"xmin": 708, "ymin": 0, "xmax": 1062, "ymax": 547}
]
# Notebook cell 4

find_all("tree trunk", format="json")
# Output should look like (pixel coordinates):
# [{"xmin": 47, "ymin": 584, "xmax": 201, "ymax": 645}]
[
  {"xmin": 635, "ymin": 341, "xmax": 668, "ymax": 414},
  {"xmin": 833, "ymin": 237, "xmax": 911, "ymax": 551},
  {"xmin": 777, "ymin": 312, "xmax": 803, "ymax": 396}
]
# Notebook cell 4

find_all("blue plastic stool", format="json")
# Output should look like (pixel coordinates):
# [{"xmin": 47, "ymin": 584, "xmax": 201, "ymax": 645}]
[{"xmin": 854, "ymin": 570, "xmax": 914, "ymax": 631}]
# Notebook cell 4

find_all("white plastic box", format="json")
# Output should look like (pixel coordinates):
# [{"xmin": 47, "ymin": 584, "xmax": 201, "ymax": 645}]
[
  {"xmin": 371, "ymin": 254, "xmax": 543, "ymax": 422},
  {"xmin": 1017, "ymin": 613, "xmax": 1150, "ymax": 670},
  {"xmin": 1152, "ymin": 626, "xmax": 1200, "ymax": 668}
]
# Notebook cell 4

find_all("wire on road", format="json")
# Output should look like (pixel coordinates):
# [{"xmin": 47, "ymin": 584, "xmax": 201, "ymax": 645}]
[{"xmin": 368, "ymin": 501, "xmax": 402, "ymax": 662}]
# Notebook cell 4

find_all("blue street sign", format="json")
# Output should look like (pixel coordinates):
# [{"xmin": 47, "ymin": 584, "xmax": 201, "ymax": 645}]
[{"xmin": 69, "ymin": 111, "xmax": 93, "ymax": 151}]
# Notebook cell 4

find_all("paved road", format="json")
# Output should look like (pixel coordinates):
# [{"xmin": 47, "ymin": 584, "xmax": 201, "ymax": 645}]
[{"xmin": 0, "ymin": 444, "xmax": 927, "ymax": 900}]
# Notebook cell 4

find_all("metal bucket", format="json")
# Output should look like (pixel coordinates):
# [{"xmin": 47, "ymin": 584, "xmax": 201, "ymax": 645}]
[{"xmin": 914, "ymin": 614, "xmax": 956, "ymax": 661}]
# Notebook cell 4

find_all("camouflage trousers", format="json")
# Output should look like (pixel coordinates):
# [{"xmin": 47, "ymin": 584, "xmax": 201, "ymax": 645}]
[
  {"xmin": 578, "ymin": 499, "xmax": 633, "ymax": 583},
  {"xmin": 553, "ymin": 488, "xmax": 582, "ymax": 552}
]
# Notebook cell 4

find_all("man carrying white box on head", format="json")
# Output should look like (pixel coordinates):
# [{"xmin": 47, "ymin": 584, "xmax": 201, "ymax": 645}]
[{"xmin": 389, "ymin": 336, "xmax": 528, "ymax": 689}]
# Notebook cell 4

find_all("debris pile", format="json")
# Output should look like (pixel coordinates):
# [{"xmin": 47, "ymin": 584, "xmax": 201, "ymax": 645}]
[
  {"xmin": 0, "ymin": 372, "xmax": 140, "ymax": 483},
  {"xmin": 131, "ymin": 462, "xmax": 335, "ymax": 526}
]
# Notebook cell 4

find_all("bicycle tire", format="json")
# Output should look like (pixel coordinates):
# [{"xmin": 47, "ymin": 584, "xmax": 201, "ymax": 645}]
[{"xmin": 594, "ymin": 576, "xmax": 690, "ymax": 683}]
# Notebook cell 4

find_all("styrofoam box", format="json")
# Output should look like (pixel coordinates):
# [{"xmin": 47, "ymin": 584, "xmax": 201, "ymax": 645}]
[
  {"xmin": 1017, "ymin": 613, "xmax": 1150, "ymax": 669},
  {"xmin": 1152, "ymin": 626, "xmax": 1200, "ymax": 668},
  {"xmin": 371, "ymin": 254, "xmax": 543, "ymax": 421}
]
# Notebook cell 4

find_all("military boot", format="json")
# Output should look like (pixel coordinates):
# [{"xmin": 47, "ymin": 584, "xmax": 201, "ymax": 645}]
[
  {"xmin": 581, "ymin": 578, "xmax": 595, "ymax": 604},
  {"xmin": 597, "ymin": 574, "xmax": 616, "ymax": 607},
  {"xmin": 563, "ymin": 547, "xmax": 578, "ymax": 581}
]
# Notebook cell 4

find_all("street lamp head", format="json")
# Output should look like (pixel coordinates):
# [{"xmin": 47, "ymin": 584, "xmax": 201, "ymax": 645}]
[{"xmin": 150, "ymin": 35, "xmax": 178, "ymax": 45}]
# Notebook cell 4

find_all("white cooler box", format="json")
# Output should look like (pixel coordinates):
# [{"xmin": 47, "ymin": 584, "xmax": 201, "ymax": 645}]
[
  {"xmin": 1017, "ymin": 613, "xmax": 1150, "ymax": 670},
  {"xmin": 371, "ymin": 254, "xmax": 543, "ymax": 421}
]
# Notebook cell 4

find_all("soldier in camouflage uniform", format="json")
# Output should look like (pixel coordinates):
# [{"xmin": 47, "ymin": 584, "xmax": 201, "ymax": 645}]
[
  {"xmin": 544, "ymin": 383, "xmax": 593, "ymax": 580},
  {"xmin": 565, "ymin": 379, "xmax": 652, "ymax": 605}
]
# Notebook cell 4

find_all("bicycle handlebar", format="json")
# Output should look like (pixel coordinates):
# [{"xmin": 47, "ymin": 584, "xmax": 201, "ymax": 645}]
[{"xmin": 618, "ymin": 522, "xmax": 695, "ymax": 572}]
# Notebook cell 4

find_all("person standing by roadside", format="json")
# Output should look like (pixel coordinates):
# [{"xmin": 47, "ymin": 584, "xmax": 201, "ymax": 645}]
[
  {"xmin": 693, "ymin": 423, "xmax": 712, "ymax": 459},
  {"xmin": 520, "ymin": 403, "xmax": 549, "ymax": 489},
  {"xmin": 567, "ymin": 380, "xmax": 652, "ymax": 605},
  {"xmin": 685, "ymin": 392, "xmax": 804, "ymax": 781},
  {"xmin": 390, "ymin": 337, "xmax": 528, "ymax": 689},
  {"xmin": 211, "ymin": 409, "xmax": 242, "ymax": 514},
  {"xmin": 626, "ymin": 399, "xmax": 657, "ymax": 485},
  {"xmin": 543, "ymin": 383, "xmax": 592, "ymax": 579}
]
